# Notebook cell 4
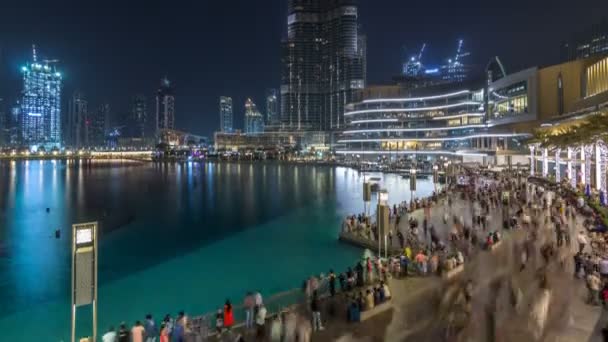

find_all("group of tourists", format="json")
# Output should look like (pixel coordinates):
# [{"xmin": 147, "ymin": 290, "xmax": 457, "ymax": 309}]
[{"xmin": 101, "ymin": 313, "xmax": 183, "ymax": 342}]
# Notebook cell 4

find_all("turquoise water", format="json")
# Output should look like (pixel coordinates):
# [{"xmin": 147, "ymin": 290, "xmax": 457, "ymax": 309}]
[{"xmin": 0, "ymin": 161, "xmax": 433, "ymax": 341}]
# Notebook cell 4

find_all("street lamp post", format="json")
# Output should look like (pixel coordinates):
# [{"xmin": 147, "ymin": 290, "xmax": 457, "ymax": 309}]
[
  {"xmin": 433, "ymin": 164, "xmax": 439, "ymax": 192},
  {"xmin": 410, "ymin": 168, "xmax": 417, "ymax": 203}
]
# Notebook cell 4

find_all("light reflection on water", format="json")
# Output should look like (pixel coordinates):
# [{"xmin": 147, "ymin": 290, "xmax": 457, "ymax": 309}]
[{"xmin": 0, "ymin": 161, "xmax": 433, "ymax": 340}]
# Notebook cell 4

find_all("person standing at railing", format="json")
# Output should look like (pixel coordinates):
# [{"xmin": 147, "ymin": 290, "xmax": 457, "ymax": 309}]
[
  {"xmin": 224, "ymin": 300, "xmax": 234, "ymax": 331},
  {"xmin": 256, "ymin": 304, "xmax": 267, "ymax": 339},
  {"xmin": 144, "ymin": 314, "xmax": 158, "ymax": 342},
  {"xmin": 329, "ymin": 270, "xmax": 336, "ymax": 297},
  {"xmin": 310, "ymin": 290, "xmax": 324, "ymax": 331},
  {"xmin": 244, "ymin": 292, "xmax": 255, "ymax": 329}
]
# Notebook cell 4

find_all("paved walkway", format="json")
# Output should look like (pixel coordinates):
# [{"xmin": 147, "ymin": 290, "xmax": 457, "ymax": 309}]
[{"xmin": 324, "ymin": 180, "xmax": 606, "ymax": 341}]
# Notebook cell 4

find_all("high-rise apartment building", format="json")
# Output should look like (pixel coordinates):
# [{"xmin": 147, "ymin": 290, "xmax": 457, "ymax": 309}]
[
  {"xmin": 89, "ymin": 103, "xmax": 109, "ymax": 147},
  {"xmin": 67, "ymin": 91, "xmax": 88, "ymax": 148},
  {"xmin": 266, "ymin": 89, "xmax": 279, "ymax": 125},
  {"xmin": 244, "ymin": 98, "xmax": 264, "ymax": 134},
  {"xmin": 156, "ymin": 78, "xmax": 175, "ymax": 134},
  {"xmin": 132, "ymin": 95, "xmax": 147, "ymax": 138},
  {"xmin": 562, "ymin": 19, "xmax": 608, "ymax": 61},
  {"xmin": 219, "ymin": 96, "xmax": 234, "ymax": 133},
  {"xmin": 281, "ymin": 0, "xmax": 365, "ymax": 131},
  {"xmin": 20, "ymin": 46, "xmax": 62, "ymax": 149}
]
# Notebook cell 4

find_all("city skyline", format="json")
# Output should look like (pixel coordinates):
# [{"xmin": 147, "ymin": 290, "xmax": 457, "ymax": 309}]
[{"xmin": 0, "ymin": 0, "xmax": 607, "ymax": 138}]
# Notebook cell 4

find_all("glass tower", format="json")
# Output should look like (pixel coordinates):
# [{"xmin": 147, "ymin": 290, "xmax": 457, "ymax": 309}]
[
  {"xmin": 265, "ymin": 89, "xmax": 279, "ymax": 125},
  {"xmin": 281, "ymin": 0, "xmax": 365, "ymax": 131},
  {"xmin": 132, "ymin": 95, "xmax": 147, "ymax": 138},
  {"xmin": 20, "ymin": 47, "xmax": 62, "ymax": 150},
  {"xmin": 156, "ymin": 78, "xmax": 175, "ymax": 134},
  {"xmin": 219, "ymin": 96, "xmax": 234, "ymax": 133},
  {"xmin": 244, "ymin": 98, "xmax": 264, "ymax": 134}
]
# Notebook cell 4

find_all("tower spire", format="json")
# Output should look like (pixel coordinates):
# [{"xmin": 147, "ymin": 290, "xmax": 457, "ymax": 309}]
[{"xmin": 32, "ymin": 44, "xmax": 37, "ymax": 63}]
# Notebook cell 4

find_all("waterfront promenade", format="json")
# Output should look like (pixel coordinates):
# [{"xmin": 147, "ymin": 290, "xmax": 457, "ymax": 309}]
[{"xmin": 93, "ymin": 170, "xmax": 608, "ymax": 342}]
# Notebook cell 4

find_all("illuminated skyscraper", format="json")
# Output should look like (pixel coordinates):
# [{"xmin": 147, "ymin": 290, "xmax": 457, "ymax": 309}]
[
  {"xmin": 265, "ymin": 89, "xmax": 279, "ymax": 125},
  {"xmin": 132, "ymin": 95, "xmax": 147, "ymax": 138},
  {"xmin": 244, "ymin": 98, "xmax": 264, "ymax": 134},
  {"xmin": 20, "ymin": 46, "xmax": 62, "ymax": 149},
  {"xmin": 281, "ymin": 0, "xmax": 365, "ymax": 131},
  {"xmin": 156, "ymin": 77, "xmax": 175, "ymax": 134},
  {"xmin": 219, "ymin": 96, "xmax": 233, "ymax": 133}
]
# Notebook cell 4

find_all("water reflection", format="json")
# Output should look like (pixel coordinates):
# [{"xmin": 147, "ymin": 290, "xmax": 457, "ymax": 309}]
[{"xmin": 0, "ymin": 161, "xmax": 434, "ymax": 340}]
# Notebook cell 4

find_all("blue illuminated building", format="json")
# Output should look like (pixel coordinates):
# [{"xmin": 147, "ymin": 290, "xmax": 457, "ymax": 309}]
[
  {"xmin": 20, "ymin": 46, "xmax": 62, "ymax": 150},
  {"xmin": 244, "ymin": 98, "xmax": 264, "ymax": 134}
]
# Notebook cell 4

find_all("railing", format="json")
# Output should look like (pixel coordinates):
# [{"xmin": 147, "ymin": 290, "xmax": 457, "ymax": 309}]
[{"xmin": 186, "ymin": 287, "xmax": 306, "ymax": 338}]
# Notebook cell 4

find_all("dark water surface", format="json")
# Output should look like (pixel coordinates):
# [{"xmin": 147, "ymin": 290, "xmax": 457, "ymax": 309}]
[{"xmin": 0, "ymin": 160, "xmax": 433, "ymax": 340}]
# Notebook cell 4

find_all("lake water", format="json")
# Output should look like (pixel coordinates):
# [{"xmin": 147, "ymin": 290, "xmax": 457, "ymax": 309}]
[{"xmin": 0, "ymin": 160, "xmax": 434, "ymax": 340}]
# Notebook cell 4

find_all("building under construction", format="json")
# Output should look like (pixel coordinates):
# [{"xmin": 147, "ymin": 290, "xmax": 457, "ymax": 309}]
[{"xmin": 400, "ymin": 40, "xmax": 474, "ymax": 89}]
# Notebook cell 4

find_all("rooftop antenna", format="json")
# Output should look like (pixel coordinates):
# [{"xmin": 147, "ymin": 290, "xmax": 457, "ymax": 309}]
[{"xmin": 32, "ymin": 44, "xmax": 37, "ymax": 63}]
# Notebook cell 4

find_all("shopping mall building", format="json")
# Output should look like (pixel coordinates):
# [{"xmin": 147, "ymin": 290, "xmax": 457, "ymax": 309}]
[{"xmin": 338, "ymin": 55, "xmax": 608, "ymax": 164}]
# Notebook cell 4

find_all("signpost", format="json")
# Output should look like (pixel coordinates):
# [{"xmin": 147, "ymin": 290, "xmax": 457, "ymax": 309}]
[
  {"xmin": 410, "ymin": 168, "xmax": 417, "ymax": 202},
  {"xmin": 71, "ymin": 222, "xmax": 98, "ymax": 342},
  {"xmin": 377, "ymin": 191, "xmax": 389, "ymax": 258}
]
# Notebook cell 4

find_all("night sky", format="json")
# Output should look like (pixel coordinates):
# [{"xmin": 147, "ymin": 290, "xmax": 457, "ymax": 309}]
[{"xmin": 0, "ymin": 0, "xmax": 606, "ymax": 137}]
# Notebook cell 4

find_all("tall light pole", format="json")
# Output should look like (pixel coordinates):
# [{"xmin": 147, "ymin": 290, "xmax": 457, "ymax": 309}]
[
  {"xmin": 410, "ymin": 168, "xmax": 417, "ymax": 203},
  {"xmin": 433, "ymin": 164, "xmax": 439, "ymax": 192}
]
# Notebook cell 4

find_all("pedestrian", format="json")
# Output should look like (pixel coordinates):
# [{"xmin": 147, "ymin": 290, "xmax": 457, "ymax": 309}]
[
  {"xmin": 102, "ymin": 326, "xmax": 117, "ymax": 342},
  {"xmin": 587, "ymin": 271, "xmax": 602, "ymax": 305},
  {"xmin": 144, "ymin": 314, "xmax": 158, "ymax": 342},
  {"xmin": 215, "ymin": 309, "xmax": 224, "ymax": 334},
  {"xmin": 270, "ymin": 314, "xmax": 282, "ymax": 342},
  {"xmin": 578, "ymin": 231, "xmax": 588, "ymax": 253},
  {"xmin": 117, "ymin": 323, "xmax": 129, "ymax": 342},
  {"xmin": 310, "ymin": 290, "xmax": 324, "ymax": 331},
  {"xmin": 329, "ymin": 269, "xmax": 336, "ymax": 296},
  {"xmin": 159, "ymin": 324, "xmax": 169, "ymax": 342},
  {"xmin": 256, "ymin": 304, "xmax": 267, "ymax": 339},
  {"xmin": 254, "ymin": 291, "xmax": 263, "ymax": 312},
  {"xmin": 224, "ymin": 299, "xmax": 234, "ymax": 330},
  {"xmin": 244, "ymin": 292, "xmax": 255, "ymax": 329},
  {"xmin": 162, "ymin": 315, "xmax": 173, "ymax": 337},
  {"xmin": 338, "ymin": 272, "xmax": 346, "ymax": 292},
  {"xmin": 172, "ymin": 312, "xmax": 185, "ymax": 342},
  {"xmin": 131, "ymin": 321, "xmax": 145, "ymax": 342},
  {"xmin": 600, "ymin": 258, "xmax": 608, "ymax": 280}
]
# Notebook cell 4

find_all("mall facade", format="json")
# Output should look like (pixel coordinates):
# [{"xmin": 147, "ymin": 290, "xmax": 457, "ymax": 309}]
[{"xmin": 337, "ymin": 55, "xmax": 608, "ymax": 164}]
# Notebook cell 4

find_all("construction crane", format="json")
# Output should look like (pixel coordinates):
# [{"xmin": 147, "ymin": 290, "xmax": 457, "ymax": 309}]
[{"xmin": 417, "ymin": 43, "xmax": 426, "ymax": 64}]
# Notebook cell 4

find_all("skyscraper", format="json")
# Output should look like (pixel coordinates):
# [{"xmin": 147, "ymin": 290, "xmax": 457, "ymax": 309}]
[
  {"xmin": 89, "ymin": 103, "xmax": 109, "ymax": 147},
  {"xmin": 132, "ymin": 95, "xmax": 147, "ymax": 138},
  {"xmin": 562, "ymin": 19, "xmax": 608, "ymax": 61},
  {"xmin": 20, "ymin": 46, "xmax": 62, "ymax": 149},
  {"xmin": 219, "ymin": 96, "xmax": 233, "ymax": 133},
  {"xmin": 281, "ymin": 0, "xmax": 365, "ymax": 131},
  {"xmin": 265, "ymin": 89, "xmax": 279, "ymax": 125},
  {"xmin": 244, "ymin": 98, "xmax": 264, "ymax": 134},
  {"xmin": 67, "ymin": 91, "xmax": 88, "ymax": 148},
  {"xmin": 156, "ymin": 77, "xmax": 175, "ymax": 134}
]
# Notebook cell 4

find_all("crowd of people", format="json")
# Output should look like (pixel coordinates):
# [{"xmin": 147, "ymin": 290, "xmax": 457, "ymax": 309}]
[{"xmin": 98, "ymin": 166, "xmax": 608, "ymax": 341}]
